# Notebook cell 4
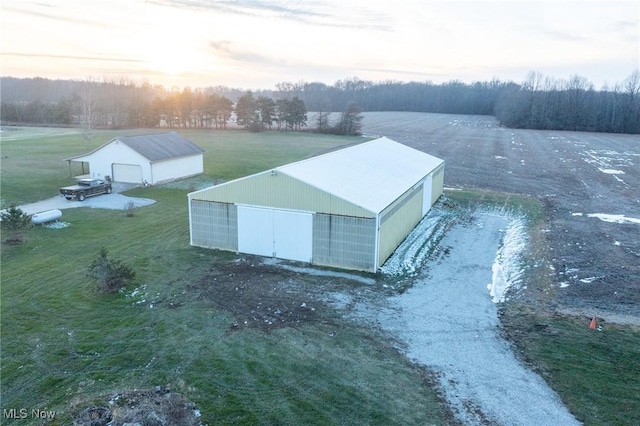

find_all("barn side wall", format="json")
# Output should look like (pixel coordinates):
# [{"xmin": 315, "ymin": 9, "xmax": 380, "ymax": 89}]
[
  {"xmin": 189, "ymin": 200, "xmax": 238, "ymax": 251},
  {"xmin": 431, "ymin": 164, "xmax": 445, "ymax": 204},
  {"xmin": 152, "ymin": 154, "xmax": 203, "ymax": 184},
  {"xmin": 377, "ymin": 182, "xmax": 424, "ymax": 267},
  {"xmin": 312, "ymin": 214, "xmax": 377, "ymax": 272}
]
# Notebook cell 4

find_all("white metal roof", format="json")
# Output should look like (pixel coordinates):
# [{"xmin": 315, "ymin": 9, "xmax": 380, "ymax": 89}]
[{"xmin": 277, "ymin": 137, "xmax": 444, "ymax": 213}]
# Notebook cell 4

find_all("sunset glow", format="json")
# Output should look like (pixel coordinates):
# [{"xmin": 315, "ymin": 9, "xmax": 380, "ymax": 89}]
[{"xmin": 1, "ymin": 0, "xmax": 638, "ymax": 89}]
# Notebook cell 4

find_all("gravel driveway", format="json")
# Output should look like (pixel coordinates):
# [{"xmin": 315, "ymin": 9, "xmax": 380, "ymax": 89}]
[
  {"xmin": 17, "ymin": 183, "xmax": 155, "ymax": 215},
  {"xmin": 368, "ymin": 212, "xmax": 581, "ymax": 425}
]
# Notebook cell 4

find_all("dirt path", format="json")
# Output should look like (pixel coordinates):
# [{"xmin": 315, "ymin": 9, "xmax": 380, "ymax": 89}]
[{"xmin": 358, "ymin": 212, "xmax": 581, "ymax": 425}]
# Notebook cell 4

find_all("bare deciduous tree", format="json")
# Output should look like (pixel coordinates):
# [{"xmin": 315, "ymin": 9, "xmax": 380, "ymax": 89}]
[{"xmin": 73, "ymin": 77, "xmax": 98, "ymax": 149}]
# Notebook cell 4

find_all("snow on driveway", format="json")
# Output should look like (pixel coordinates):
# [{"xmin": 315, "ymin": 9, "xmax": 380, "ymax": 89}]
[{"xmin": 370, "ymin": 212, "xmax": 581, "ymax": 425}]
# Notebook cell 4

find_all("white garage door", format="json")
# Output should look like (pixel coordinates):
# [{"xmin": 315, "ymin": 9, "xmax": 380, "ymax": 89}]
[
  {"xmin": 237, "ymin": 205, "xmax": 313, "ymax": 263},
  {"xmin": 112, "ymin": 163, "xmax": 142, "ymax": 183}
]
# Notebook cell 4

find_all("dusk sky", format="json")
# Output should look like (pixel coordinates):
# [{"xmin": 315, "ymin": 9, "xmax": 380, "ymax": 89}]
[{"xmin": 1, "ymin": 0, "xmax": 638, "ymax": 90}]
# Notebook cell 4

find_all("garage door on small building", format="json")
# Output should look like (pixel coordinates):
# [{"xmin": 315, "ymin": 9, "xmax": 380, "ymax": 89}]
[
  {"xmin": 112, "ymin": 163, "xmax": 142, "ymax": 183},
  {"xmin": 237, "ymin": 205, "xmax": 313, "ymax": 263}
]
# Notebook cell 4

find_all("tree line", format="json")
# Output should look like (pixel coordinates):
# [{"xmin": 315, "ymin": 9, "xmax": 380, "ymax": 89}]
[
  {"xmin": 1, "ymin": 70, "xmax": 638, "ymax": 134},
  {"xmin": 494, "ymin": 72, "xmax": 640, "ymax": 133},
  {"xmin": 234, "ymin": 91, "xmax": 307, "ymax": 131}
]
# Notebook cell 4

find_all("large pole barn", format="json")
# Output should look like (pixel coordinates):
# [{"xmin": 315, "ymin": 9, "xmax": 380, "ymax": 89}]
[{"xmin": 188, "ymin": 137, "xmax": 444, "ymax": 272}]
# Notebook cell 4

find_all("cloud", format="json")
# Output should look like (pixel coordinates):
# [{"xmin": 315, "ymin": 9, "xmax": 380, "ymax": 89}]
[
  {"xmin": 542, "ymin": 30, "xmax": 587, "ymax": 42},
  {"xmin": 208, "ymin": 40, "xmax": 233, "ymax": 54},
  {"xmin": 150, "ymin": 0, "xmax": 327, "ymax": 20},
  {"xmin": 207, "ymin": 39, "xmax": 446, "ymax": 84},
  {"xmin": 3, "ymin": 52, "xmax": 144, "ymax": 64},
  {"xmin": 150, "ymin": 0, "xmax": 392, "ymax": 30},
  {"xmin": 2, "ymin": 4, "xmax": 112, "ymax": 28},
  {"xmin": 615, "ymin": 19, "xmax": 639, "ymax": 31},
  {"xmin": 611, "ymin": 19, "xmax": 640, "ymax": 42},
  {"xmin": 208, "ymin": 40, "xmax": 277, "ymax": 65}
]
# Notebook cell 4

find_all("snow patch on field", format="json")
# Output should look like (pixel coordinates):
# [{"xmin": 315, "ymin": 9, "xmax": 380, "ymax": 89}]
[
  {"xmin": 598, "ymin": 168, "xmax": 625, "ymax": 175},
  {"xmin": 43, "ymin": 221, "xmax": 70, "ymax": 229},
  {"xmin": 124, "ymin": 284, "xmax": 148, "ymax": 305},
  {"xmin": 587, "ymin": 213, "xmax": 640, "ymax": 225},
  {"xmin": 448, "ymin": 118, "xmax": 495, "ymax": 128},
  {"xmin": 612, "ymin": 175, "xmax": 628, "ymax": 186},
  {"xmin": 572, "ymin": 212, "xmax": 640, "ymax": 225},
  {"xmin": 581, "ymin": 150, "xmax": 638, "ymax": 182},
  {"xmin": 487, "ymin": 217, "xmax": 528, "ymax": 303},
  {"xmin": 579, "ymin": 276, "xmax": 603, "ymax": 284}
]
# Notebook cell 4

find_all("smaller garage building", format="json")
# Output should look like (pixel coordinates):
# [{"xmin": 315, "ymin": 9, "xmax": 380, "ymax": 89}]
[
  {"xmin": 65, "ymin": 132, "xmax": 204, "ymax": 184},
  {"xmin": 188, "ymin": 137, "xmax": 444, "ymax": 272}
]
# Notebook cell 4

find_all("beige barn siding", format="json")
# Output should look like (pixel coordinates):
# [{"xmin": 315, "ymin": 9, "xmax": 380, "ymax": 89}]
[
  {"xmin": 191, "ymin": 171, "xmax": 375, "ymax": 218},
  {"xmin": 377, "ymin": 184, "xmax": 423, "ymax": 266},
  {"xmin": 431, "ymin": 164, "xmax": 445, "ymax": 204}
]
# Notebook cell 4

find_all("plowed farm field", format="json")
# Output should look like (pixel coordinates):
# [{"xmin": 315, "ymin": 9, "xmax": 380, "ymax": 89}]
[{"xmin": 361, "ymin": 111, "xmax": 640, "ymax": 322}]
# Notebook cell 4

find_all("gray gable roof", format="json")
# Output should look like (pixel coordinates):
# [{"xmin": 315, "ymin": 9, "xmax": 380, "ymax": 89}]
[{"xmin": 117, "ymin": 132, "xmax": 204, "ymax": 161}]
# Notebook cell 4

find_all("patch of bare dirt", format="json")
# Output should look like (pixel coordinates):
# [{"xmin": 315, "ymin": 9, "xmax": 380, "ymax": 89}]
[
  {"xmin": 194, "ymin": 257, "xmax": 360, "ymax": 332},
  {"xmin": 73, "ymin": 387, "xmax": 200, "ymax": 426}
]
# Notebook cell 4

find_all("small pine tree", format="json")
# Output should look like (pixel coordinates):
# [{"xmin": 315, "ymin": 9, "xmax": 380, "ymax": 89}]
[
  {"xmin": 0, "ymin": 205, "xmax": 31, "ymax": 244},
  {"xmin": 87, "ymin": 248, "xmax": 136, "ymax": 293}
]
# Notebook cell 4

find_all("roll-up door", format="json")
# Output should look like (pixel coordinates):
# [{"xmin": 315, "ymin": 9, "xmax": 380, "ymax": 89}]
[
  {"xmin": 112, "ymin": 163, "xmax": 142, "ymax": 183},
  {"xmin": 237, "ymin": 205, "xmax": 312, "ymax": 263}
]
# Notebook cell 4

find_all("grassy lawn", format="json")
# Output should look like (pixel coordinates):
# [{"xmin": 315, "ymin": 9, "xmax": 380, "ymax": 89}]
[
  {"xmin": 178, "ymin": 128, "xmax": 365, "ymax": 180},
  {"xmin": 500, "ymin": 307, "xmax": 640, "ymax": 426},
  {"xmin": 1, "ymin": 129, "xmax": 450, "ymax": 425}
]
